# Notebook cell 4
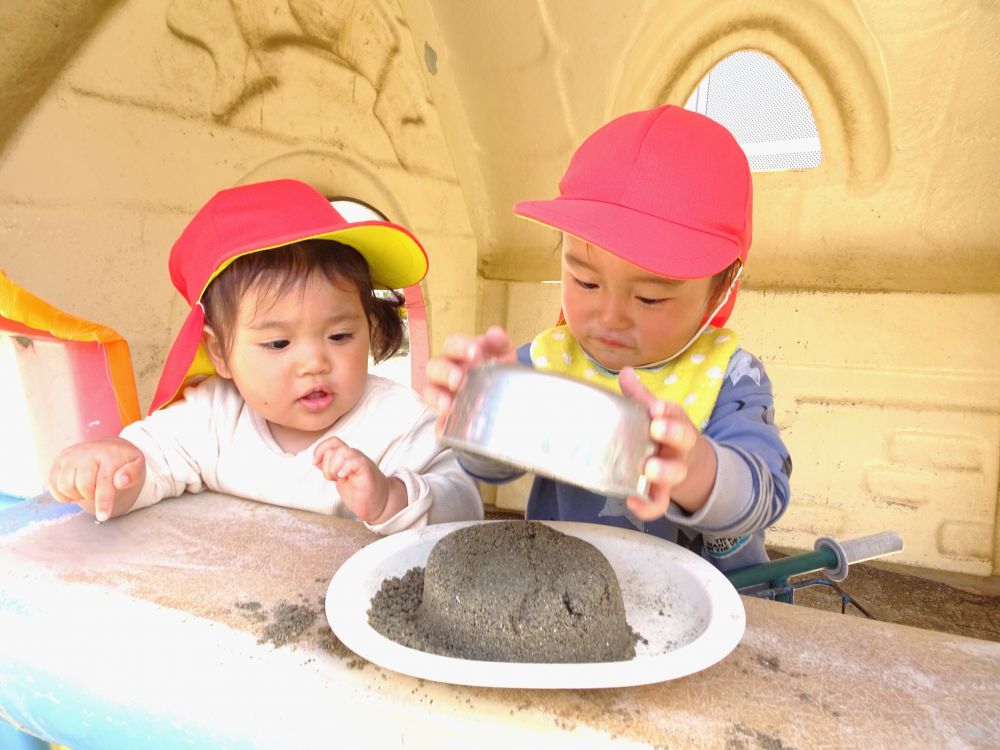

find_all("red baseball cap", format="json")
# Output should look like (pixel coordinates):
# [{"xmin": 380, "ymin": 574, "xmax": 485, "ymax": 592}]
[
  {"xmin": 514, "ymin": 105, "xmax": 751, "ymax": 325},
  {"xmin": 149, "ymin": 178, "xmax": 428, "ymax": 413}
]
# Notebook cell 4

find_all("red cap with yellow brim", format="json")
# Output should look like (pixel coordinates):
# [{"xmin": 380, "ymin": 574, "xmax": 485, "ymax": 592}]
[{"xmin": 149, "ymin": 179, "xmax": 428, "ymax": 413}]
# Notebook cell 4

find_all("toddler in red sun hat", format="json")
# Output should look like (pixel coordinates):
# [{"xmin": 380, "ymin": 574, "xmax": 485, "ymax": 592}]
[
  {"xmin": 426, "ymin": 106, "xmax": 790, "ymax": 571},
  {"xmin": 49, "ymin": 179, "xmax": 482, "ymax": 532}
]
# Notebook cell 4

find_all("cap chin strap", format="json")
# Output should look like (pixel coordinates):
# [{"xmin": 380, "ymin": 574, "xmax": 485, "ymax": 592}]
[{"xmin": 629, "ymin": 261, "xmax": 744, "ymax": 371}]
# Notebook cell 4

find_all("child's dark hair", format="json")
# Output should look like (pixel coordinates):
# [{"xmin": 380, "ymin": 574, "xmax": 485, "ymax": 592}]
[
  {"xmin": 710, "ymin": 259, "xmax": 742, "ymax": 306},
  {"xmin": 202, "ymin": 238, "xmax": 406, "ymax": 363}
]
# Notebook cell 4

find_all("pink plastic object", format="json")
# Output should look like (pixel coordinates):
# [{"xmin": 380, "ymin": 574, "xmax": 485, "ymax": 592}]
[
  {"xmin": 0, "ymin": 272, "xmax": 139, "ymax": 493},
  {"xmin": 5, "ymin": 324, "xmax": 129, "ymax": 440},
  {"xmin": 402, "ymin": 285, "xmax": 428, "ymax": 394}
]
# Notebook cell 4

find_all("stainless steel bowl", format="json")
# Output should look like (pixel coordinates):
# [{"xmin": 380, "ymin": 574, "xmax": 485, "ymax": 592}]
[{"xmin": 441, "ymin": 362, "xmax": 655, "ymax": 499}]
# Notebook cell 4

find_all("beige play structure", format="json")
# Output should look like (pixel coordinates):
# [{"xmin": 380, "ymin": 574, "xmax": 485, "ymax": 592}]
[{"xmin": 1, "ymin": 0, "xmax": 997, "ymax": 583}]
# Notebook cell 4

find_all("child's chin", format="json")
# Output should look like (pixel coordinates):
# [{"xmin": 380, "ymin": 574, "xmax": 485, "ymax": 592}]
[
  {"xmin": 296, "ymin": 413, "xmax": 340, "ymax": 432},
  {"xmin": 283, "ymin": 406, "xmax": 340, "ymax": 431},
  {"xmin": 590, "ymin": 350, "xmax": 635, "ymax": 373}
]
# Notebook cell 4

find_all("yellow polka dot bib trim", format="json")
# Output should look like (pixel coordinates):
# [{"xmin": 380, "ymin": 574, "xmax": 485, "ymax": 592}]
[{"xmin": 529, "ymin": 325, "xmax": 739, "ymax": 431}]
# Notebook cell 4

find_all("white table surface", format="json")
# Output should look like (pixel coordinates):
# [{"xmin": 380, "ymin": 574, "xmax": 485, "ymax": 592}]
[{"xmin": 1, "ymin": 492, "xmax": 997, "ymax": 749}]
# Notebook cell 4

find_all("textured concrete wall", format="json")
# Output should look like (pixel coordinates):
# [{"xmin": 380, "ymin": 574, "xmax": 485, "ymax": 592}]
[
  {"xmin": 1, "ymin": 0, "xmax": 997, "ymax": 577},
  {"xmin": 0, "ymin": 0, "xmax": 478, "ymax": 412},
  {"xmin": 401, "ymin": 0, "xmax": 999, "ymax": 577}
]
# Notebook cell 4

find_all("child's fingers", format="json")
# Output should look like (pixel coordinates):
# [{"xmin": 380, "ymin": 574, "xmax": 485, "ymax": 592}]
[
  {"xmin": 112, "ymin": 470, "xmax": 130, "ymax": 491},
  {"xmin": 319, "ymin": 449, "xmax": 346, "ymax": 481},
  {"xmin": 620, "ymin": 369, "xmax": 696, "ymax": 461},
  {"xmin": 320, "ymin": 446, "xmax": 367, "ymax": 484},
  {"xmin": 428, "ymin": 331, "xmax": 516, "ymax": 417},
  {"xmin": 425, "ymin": 358, "xmax": 464, "ymax": 393},
  {"xmin": 73, "ymin": 460, "xmax": 100, "ymax": 503},
  {"xmin": 93, "ymin": 463, "xmax": 118, "ymax": 522},
  {"xmin": 650, "ymin": 413, "xmax": 697, "ymax": 455},
  {"xmin": 312, "ymin": 436, "xmax": 346, "ymax": 466},
  {"xmin": 441, "ymin": 334, "xmax": 483, "ymax": 362},
  {"xmin": 47, "ymin": 458, "xmax": 68, "ymax": 502},
  {"xmin": 441, "ymin": 328, "xmax": 516, "ymax": 366},
  {"xmin": 628, "ymin": 456, "xmax": 686, "ymax": 521},
  {"xmin": 54, "ymin": 463, "xmax": 84, "ymax": 503},
  {"xmin": 618, "ymin": 367, "xmax": 656, "ymax": 407},
  {"xmin": 644, "ymin": 456, "xmax": 688, "ymax": 487},
  {"xmin": 627, "ymin": 492, "xmax": 670, "ymax": 521},
  {"xmin": 334, "ymin": 455, "xmax": 361, "ymax": 480},
  {"xmin": 49, "ymin": 475, "xmax": 80, "ymax": 503},
  {"xmin": 112, "ymin": 456, "xmax": 143, "ymax": 490},
  {"xmin": 422, "ymin": 384, "xmax": 454, "ymax": 417},
  {"xmin": 481, "ymin": 326, "xmax": 516, "ymax": 360}
]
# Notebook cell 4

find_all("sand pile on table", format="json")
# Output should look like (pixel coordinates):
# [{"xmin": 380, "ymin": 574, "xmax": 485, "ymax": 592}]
[{"xmin": 368, "ymin": 521, "xmax": 639, "ymax": 663}]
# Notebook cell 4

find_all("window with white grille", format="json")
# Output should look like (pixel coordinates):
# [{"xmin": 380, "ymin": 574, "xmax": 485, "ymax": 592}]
[{"xmin": 685, "ymin": 50, "xmax": 821, "ymax": 172}]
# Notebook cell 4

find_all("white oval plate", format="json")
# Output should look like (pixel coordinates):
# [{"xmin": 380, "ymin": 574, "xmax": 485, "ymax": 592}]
[{"xmin": 325, "ymin": 520, "xmax": 745, "ymax": 689}]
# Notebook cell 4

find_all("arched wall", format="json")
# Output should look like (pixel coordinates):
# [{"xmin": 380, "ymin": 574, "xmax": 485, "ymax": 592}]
[
  {"xmin": 620, "ymin": 1, "xmax": 891, "ymax": 187},
  {"xmin": 452, "ymin": 0, "xmax": 999, "ymax": 577},
  {"xmin": 625, "ymin": 2, "xmax": 997, "ymax": 577},
  {"xmin": 1, "ymin": 0, "xmax": 997, "ymax": 577},
  {"xmin": 0, "ymin": 0, "xmax": 479, "ymax": 414}
]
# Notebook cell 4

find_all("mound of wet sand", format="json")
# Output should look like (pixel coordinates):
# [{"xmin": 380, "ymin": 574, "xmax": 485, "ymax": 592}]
[{"xmin": 368, "ymin": 521, "xmax": 638, "ymax": 663}]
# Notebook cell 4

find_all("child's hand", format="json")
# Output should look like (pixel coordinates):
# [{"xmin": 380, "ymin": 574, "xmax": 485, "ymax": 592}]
[
  {"xmin": 618, "ymin": 368, "xmax": 717, "ymax": 521},
  {"xmin": 313, "ymin": 436, "xmax": 406, "ymax": 524},
  {"xmin": 48, "ymin": 438, "xmax": 146, "ymax": 522},
  {"xmin": 423, "ymin": 325, "xmax": 516, "ymax": 432}
]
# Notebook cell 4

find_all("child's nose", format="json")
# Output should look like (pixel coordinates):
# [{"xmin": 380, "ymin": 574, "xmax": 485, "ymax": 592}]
[
  {"xmin": 299, "ymin": 343, "xmax": 331, "ymax": 374},
  {"xmin": 598, "ymin": 294, "xmax": 631, "ymax": 328}
]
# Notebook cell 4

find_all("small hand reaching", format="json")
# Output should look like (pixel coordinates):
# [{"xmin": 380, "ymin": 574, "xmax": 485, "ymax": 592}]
[
  {"xmin": 48, "ymin": 438, "xmax": 146, "ymax": 522},
  {"xmin": 618, "ymin": 368, "xmax": 717, "ymax": 521},
  {"xmin": 423, "ymin": 325, "xmax": 516, "ymax": 432},
  {"xmin": 313, "ymin": 436, "xmax": 406, "ymax": 524}
]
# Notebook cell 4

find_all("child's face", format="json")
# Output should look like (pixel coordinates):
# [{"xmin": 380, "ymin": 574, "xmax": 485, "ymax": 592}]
[
  {"xmin": 560, "ymin": 234, "xmax": 718, "ymax": 371},
  {"xmin": 205, "ymin": 270, "xmax": 371, "ymax": 452}
]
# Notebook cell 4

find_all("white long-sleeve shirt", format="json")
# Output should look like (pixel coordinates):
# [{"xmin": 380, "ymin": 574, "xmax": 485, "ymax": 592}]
[{"xmin": 120, "ymin": 375, "xmax": 484, "ymax": 534}]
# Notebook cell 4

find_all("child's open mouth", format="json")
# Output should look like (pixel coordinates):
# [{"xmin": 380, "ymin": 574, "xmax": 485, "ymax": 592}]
[{"xmin": 298, "ymin": 387, "xmax": 333, "ymax": 412}]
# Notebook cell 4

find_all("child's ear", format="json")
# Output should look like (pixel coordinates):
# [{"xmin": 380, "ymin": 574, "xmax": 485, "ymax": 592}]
[
  {"xmin": 707, "ymin": 277, "xmax": 727, "ymax": 311},
  {"xmin": 707, "ymin": 266, "xmax": 735, "ymax": 311},
  {"xmin": 699, "ymin": 275, "xmax": 728, "ymax": 326},
  {"xmin": 202, "ymin": 325, "xmax": 232, "ymax": 379}
]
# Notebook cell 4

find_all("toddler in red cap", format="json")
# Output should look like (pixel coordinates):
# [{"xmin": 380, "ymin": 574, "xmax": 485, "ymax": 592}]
[
  {"xmin": 49, "ymin": 179, "xmax": 483, "ymax": 532},
  {"xmin": 426, "ymin": 106, "xmax": 790, "ymax": 571}
]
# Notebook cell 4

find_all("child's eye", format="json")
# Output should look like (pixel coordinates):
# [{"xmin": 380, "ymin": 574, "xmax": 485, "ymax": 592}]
[
  {"xmin": 328, "ymin": 333, "xmax": 354, "ymax": 343},
  {"xmin": 637, "ymin": 296, "xmax": 667, "ymax": 305},
  {"xmin": 573, "ymin": 276, "xmax": 599, "ymax": 290},
  {"xmin": 262, "ymin": 340, "xmax": 290, "ymax": 350}
]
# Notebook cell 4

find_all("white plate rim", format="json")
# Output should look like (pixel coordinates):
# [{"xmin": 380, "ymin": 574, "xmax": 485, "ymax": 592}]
[{"xmin": 325, "ymin": 520, "xmax": 745, "ymax": 689}]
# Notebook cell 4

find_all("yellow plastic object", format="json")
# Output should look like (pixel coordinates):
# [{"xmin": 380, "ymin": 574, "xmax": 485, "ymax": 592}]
[
  {"xmin": 0, "ymin": 270, "xmax": 139, "ymax": 428},
  {"xmin": 0, "ymin": 270, "xmax": 141, "ymax": 496}
]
